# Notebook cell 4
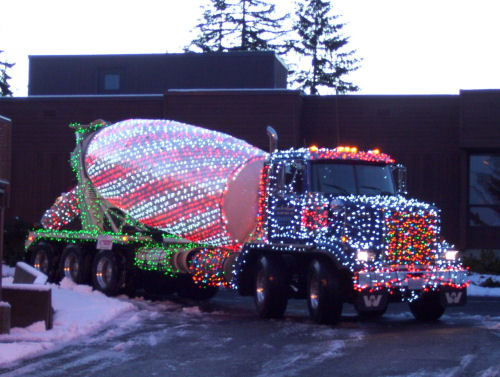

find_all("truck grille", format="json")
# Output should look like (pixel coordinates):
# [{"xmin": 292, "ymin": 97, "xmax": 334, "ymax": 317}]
[{"xmin": 383, "ymin": 210, "xmax": 439, "ymax": 265}]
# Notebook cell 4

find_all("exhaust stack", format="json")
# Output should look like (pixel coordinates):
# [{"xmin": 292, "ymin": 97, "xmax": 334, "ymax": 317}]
[{"xmin": 266, "ymin": 126, "xmax": 278, "ymax": 153}]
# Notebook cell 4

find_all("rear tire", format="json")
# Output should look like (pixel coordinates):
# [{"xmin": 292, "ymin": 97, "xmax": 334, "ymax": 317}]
[
  {"xmin": 91, "ymin": 250, "xmax": 122, "ymax": 296},
  {"xmin": 60, "ymin": 244, "xmax": 86, "ymax": 284},
  {"xmin": 31, "ymin": 242, "xmax": 57, "ymax": 282},
  {"xmin": 307, "ymin": 258, "xmax": 343, "ymax": 325},
  {"xmin": 254, "ymin": 255, "xmax": 288, "ymax": 319},
  {"xmin": 409, "ymin": 291, "xmax": 446, "ymax": 322}
]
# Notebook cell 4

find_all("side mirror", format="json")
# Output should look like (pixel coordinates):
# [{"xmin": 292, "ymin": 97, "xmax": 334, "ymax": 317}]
[{"xmin": 395, "ymin": 164, "xmax": 407, "ymax": 195}]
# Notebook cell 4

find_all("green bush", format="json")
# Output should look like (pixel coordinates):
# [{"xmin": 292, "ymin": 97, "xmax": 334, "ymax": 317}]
[
  {"xmin": 462, "ymin": 249, "xmax": 500, "ymax": 274},
  {"xmin": 3, "ymin": 216, "xmax": 34, "ymax": 266}
]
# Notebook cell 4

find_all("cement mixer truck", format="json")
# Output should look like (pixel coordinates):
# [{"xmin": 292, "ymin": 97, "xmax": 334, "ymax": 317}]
[{"xmin": 25, "ymin": 119, "xmax": 469, "ymax": 324}]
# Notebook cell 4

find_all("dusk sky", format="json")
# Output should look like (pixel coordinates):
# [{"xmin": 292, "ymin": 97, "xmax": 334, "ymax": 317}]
[{"xmin": 2, "ymin": 0, "xmax": 499, "ymax": 96}]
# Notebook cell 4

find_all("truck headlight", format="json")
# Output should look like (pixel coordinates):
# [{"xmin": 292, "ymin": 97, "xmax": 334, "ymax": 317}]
[
  {"xmin": 357, "ymin": 250, "xmax": 375, "ymax": 262},
  {"xmin": 444, "ymin": 250, "xmax": 458, "ymax": 261}
]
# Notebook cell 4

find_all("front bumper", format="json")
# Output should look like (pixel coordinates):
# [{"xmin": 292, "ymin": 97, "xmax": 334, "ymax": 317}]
[{"xmin": 354, "ymin": 265, "xmax": 469, "ymax": 292}]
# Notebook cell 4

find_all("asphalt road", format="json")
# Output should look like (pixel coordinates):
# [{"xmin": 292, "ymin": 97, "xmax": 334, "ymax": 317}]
[{"xmin": 1, "ymin": 292, "xmax": 499, "ymax": 377}]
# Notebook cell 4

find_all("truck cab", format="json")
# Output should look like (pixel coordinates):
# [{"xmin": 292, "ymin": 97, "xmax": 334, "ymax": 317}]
[{"xmin": 236, "ymin": 145, "xmax": 468, "ymax": 324}]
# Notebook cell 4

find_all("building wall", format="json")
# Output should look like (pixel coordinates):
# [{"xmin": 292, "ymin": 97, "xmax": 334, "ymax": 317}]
[
  {"xmin": 301, "ymin": 95, "xmax": 461, "ymax": 243},
  {"xmin": 0, "ymin": 116, "xmax": 11, "ymax": 184},
  {"xmin": 28, "ymin": 52, "xmax": 288, "ymax": 96},
  {"xmin": 0, "ymin": 96, "xmax": 164, "ymax": 222},
  {"xmin": 1, "ymin": 91, "xmax": 499, "ymax": 250},
  {"xmin": 164, "ymin": 90, "xmax": 303, "ymax": 151},
  {"xmin": 459, "ymin": 90, "xmax": 500, "ymax": 248}
]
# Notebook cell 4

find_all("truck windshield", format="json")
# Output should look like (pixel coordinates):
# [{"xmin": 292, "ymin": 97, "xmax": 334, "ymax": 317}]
[{"xmin": 310, "ymin": 161, "xmax": 396, "ymax": 196}]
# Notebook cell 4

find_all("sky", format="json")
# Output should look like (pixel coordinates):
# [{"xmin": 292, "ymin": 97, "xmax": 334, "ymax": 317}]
[{"xmin": 1, "ymin": 0, "xmax": 500, "ymax": 96}]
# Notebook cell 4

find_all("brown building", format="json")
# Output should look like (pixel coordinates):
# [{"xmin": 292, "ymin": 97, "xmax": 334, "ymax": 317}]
[
  {"xmin": 1, "ymin": 90, "xmax": 499, "ymax": 251},
  {"xmin": 28, "ymin": 52, "xmax": 288, "ymax": 95},
  {"xmin": 0, "ymin": 115, "xmax": 11, "ymax": 322},
  {"xmin": 1, "ymin": 53, "xmax": 499, "ymax": 251}
]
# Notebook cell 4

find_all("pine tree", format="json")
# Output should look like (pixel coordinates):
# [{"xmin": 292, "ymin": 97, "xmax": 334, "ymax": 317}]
[
  {"xmin": 0, "ymin": 50, "xmax": 15, "ymax": 97},
  {"xmin": 187, "ymin": 0, "xmax": 235, "ymax": 52},
  {"xmin": 186, "ymin": 0, "xmax": 289, "ymax": 54},
  {"xmin": 289, "ymin": 0, "xmax": 360, "ymax": 95}
]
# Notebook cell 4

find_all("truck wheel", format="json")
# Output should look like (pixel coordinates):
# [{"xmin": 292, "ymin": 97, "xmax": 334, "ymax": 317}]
[
  {"xmin": 409, "ymin": 291, "xmax": 445, "ymax": 322},
  {"xmin": 91, "ymin": 250, "xmax": 122, "ymax": 296},
  {"xmin": 31, "ymin": 242, "xmax": 57, "ymax": 282},
  {"xmin": 254, "ymin": 255, "xmax": 288, "ymax": 319},
  {"xmin": 60, "ymin": 244, "xmax": 85, "ymax": 284},
  {"xmin": 307, "ymin": 259, "xmax": 343, "ymax": 325}
]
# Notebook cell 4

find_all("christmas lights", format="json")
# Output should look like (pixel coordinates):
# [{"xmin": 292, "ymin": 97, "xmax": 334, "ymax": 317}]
[
  {"xmin": 41, "ymin": 188, "xmax": 80, "ymax": 229},
  {"xmin": 32, "ymin": 117, "xmax": 468, "ymax": 304},
  {"xmin": 84, "ymin": 119, "xmax": 267, "ymax": 246},
  {"xmin": 232, "ymin": 145, "xmax": 468, "ymax": 300}
]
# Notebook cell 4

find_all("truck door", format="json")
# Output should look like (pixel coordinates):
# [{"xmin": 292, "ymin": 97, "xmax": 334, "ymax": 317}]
[{"xmin": 268, "ymin": 160, "xmax": 306, "ymax": 242}]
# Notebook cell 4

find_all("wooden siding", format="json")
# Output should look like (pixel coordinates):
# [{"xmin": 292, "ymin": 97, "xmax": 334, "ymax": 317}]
[
  {"xmin": 29, "ymin": 52, "xmax": 288, "ymax": 95},
  {"xmin": 460, "ymin": 90, "xmax": 500, "ymax": 149},
  {"xmin": 1, "ymin": 91, "xmax": 499, "ymax": 249},
  {"xmin": 0, "ymin": 96, "xmax": 164, "ymax": 222},
  {"xmin": 0, "ymin": 116, "xmax": 11, "ymax": 183},
  {"xmin": 301, "ymin": 95, "xmax": 461, "ymax": 243},
  {"xmin": 164, "ymin": 90, "xmax": 303, "ymax": 151},
  {"xmin": 459, "ymin": 90, "xmax": 500, "ymax": 248}
]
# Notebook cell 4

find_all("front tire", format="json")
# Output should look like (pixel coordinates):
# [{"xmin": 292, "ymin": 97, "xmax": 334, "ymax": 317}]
[
  {"xmin": 60, "ymin": 244, "xmax": 86, "ymax": 284},
  {"xmin": 254, "ymin": 255, "xmax": 288, "ymax": 319},
  {"xmin": 91, "ymin": 250, "xmax": 122, "ymax": 296},
  {"xmin": 307, "ymin": 258, "xmax": 343, "ymax": 325},
  {"xmin": 409, "ymin": 291, "xmax": 446, "ymax": 322}
]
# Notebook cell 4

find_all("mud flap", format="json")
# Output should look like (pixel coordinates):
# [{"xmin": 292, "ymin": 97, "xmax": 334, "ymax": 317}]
[
  {"xmin": 440, "ymin": 287, "xmax": 467, "ymax": 307},
  {"xmin": 356, "ymin": 290, "xmax": 389, "ymax": 311}
]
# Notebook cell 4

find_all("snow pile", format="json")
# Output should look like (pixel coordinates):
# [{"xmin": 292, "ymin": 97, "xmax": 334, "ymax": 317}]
[
  {"xmin": 467, "ymin": 273, "xmax": 500, "ymax": 297},
  {"xmin": 0, "ymin": 274, "xmax": 136, "ymax": 366},
  {"xmin": 15, "ymin": 261, "xmax": 48, "ymax": 284}
]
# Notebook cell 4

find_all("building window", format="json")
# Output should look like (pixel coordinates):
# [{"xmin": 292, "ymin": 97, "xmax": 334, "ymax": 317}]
[
  {"xmin": 469, "ymin": 154, "xmax": 500, "ymax": 226},
  {"xmin": 104, "ymin": 73, "xmax": 120, "ymax": 91},
  {"xmin": 98, "ymin": 69, "xmax": 123, "ymax": 93}
]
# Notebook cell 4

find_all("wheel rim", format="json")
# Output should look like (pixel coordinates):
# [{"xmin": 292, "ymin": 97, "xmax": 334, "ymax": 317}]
[
  {"xmin": 34, "ymin": 251, "xmax": 49, "ymax": 274},
  {"xmin": 63, "ymin": 252, "xmax": 80, "ymax": 280},
  {"xmin": 255, "ymin": 270, "xmax": 266, "ymax": 304},
  {"xmin": 309, "ymin": 271, "xmax": 320, "ymax": 310},
  {"xmin": 96, "ymin": 257, "xmax": 113, "ymax": 288}
]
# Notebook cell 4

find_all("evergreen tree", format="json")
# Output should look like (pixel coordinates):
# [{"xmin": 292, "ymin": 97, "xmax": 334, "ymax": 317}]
[
  {"xmin": 187, "ymin": 0, "xmax": 235, "ymax": 52},
  {"xmin": 186, "ymin": 0, "xmax": 288, "ymax": 54},
  {"xmin": 0, "ymin": 50, "xmax": 15, "ymax": 97},
  {"xmin": 289, "ymin": 0, "xmax": 360, "ymax": 95}
]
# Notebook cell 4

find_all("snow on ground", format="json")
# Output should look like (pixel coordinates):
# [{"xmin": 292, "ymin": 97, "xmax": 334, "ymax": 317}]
[
  {"xmin": 1, "ymin": 266, "xmax": 135, "ymax": 366},
  {"xmin": 467, "ymin": 272, "xmax": 500, "ymax": 297},
  {"xmin": 0, "ymin": 264, "xmax": 499, "ymax": 368}
]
